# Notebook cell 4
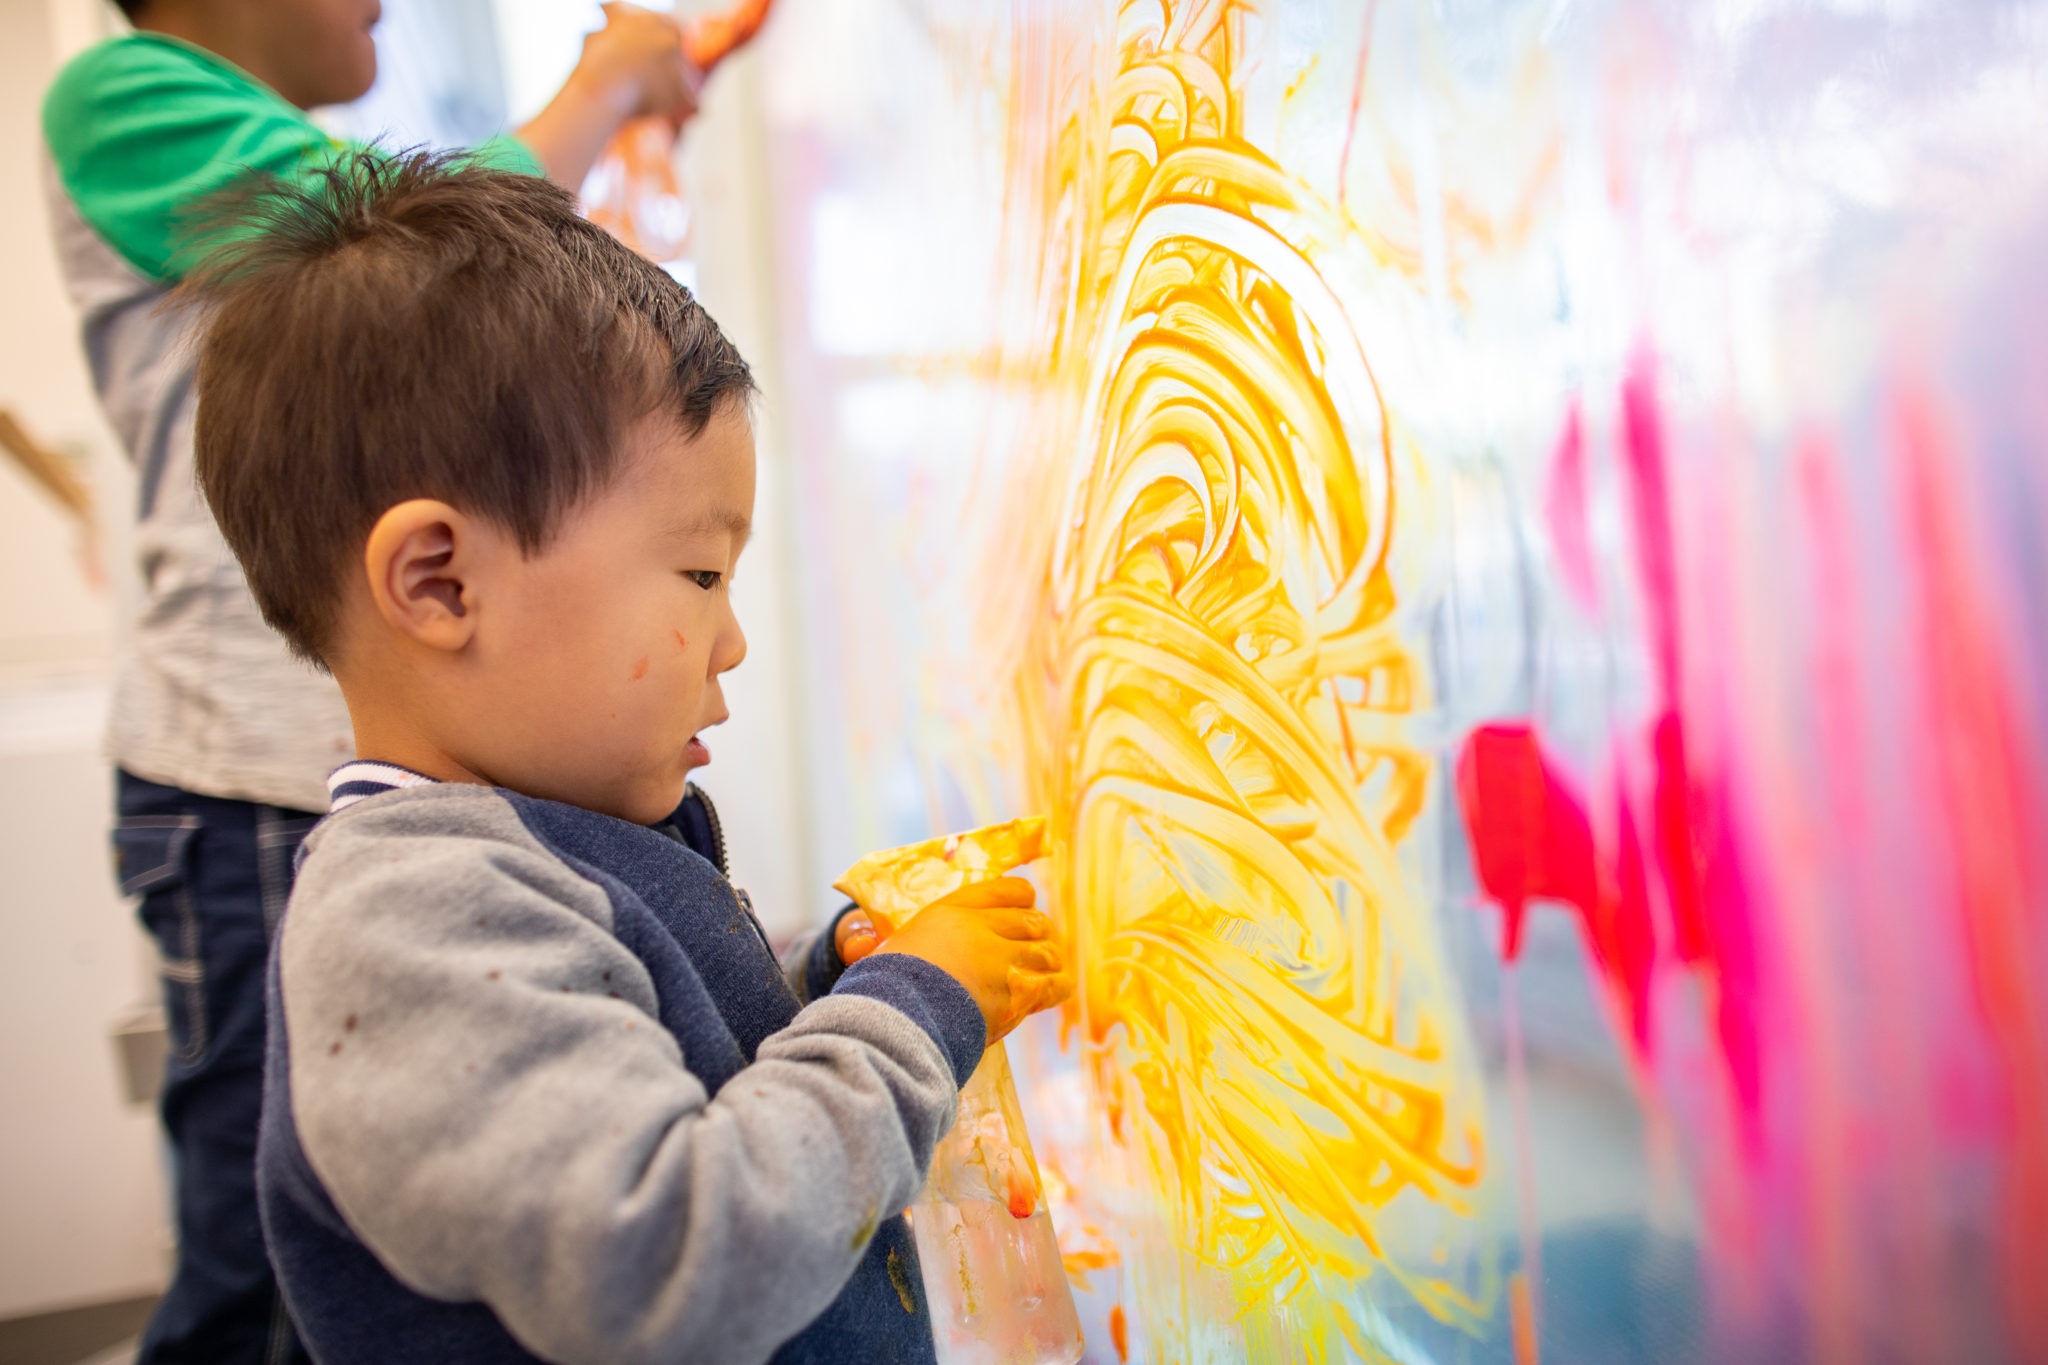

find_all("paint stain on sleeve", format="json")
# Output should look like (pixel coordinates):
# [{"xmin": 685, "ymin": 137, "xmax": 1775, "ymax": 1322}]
[
  {"xmin": 628, "ymin": 656, "xmax": 649, "ymax": 681},
  {"xmin": 886, "ymin": 1246, "xmax": 918, "ymax": 1313}
]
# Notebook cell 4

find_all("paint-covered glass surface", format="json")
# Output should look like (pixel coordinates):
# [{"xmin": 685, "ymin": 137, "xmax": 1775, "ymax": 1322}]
[{"xmin": 759, "ymin": 2, "xmax": 2048, "ymax": 1360}]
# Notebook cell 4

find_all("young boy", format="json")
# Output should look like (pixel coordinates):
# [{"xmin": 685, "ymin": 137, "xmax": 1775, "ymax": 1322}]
[
  {"xmin": 44, "ymin": 4, "xmax": 695, "ymax": 1359},
  {"xmin": 184, "ymin": 150, "xmax": 1069, "ymax": 1364}
]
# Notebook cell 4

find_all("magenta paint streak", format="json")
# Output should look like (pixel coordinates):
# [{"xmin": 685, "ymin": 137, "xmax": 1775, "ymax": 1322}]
[
  {"xmin": 1618, "ymin": 353, "xmax": 1762, "ymax": 1125},
  {"xmin": 1544, "ymin": 403, "xmax": 1600, "ymax": 612},
  {"xmin": 1796, "ymin": 437, "xmax": 1942, "ymax": 1361},
  {"xmin": 1455, "ymin": 723, "xmax": 1656, "ymax": 1048}
]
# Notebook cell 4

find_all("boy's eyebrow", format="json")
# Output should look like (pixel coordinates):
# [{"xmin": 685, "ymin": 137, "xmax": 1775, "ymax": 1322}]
[{"xmin": 671, "ymin": 508, "xmax": 753, "ymax": 543}]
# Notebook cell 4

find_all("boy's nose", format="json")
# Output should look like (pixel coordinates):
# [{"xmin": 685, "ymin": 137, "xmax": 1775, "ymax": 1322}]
[{"xmin": 715, "ymin": 619, "xmax": 747, "ymax": 674}]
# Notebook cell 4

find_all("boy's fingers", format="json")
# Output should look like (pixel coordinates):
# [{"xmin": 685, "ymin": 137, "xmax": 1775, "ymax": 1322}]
[
  {"xmin": 1006, "ymin": 967, "xmax": 1074, "ymax": 1017},
  {"xmin": 980, "ymin": 905, "xmax": 1054, "ymax": 941},
  {"xmin": 931, "ymin": 876, "xmax": 1036, "ymax": 911},
  {"xmin": 835, "ymin": 911, "xmax": 878, "ymax": 964},
  {"xmin": 1009, "ymin": 942, "xmax": 1063, "ymax": 974}
]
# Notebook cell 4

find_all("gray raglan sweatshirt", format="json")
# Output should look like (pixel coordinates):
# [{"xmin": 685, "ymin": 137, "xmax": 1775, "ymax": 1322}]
[{"xmin": 258, "ymin": 774, "xmax": 982, "ymax": 1365}]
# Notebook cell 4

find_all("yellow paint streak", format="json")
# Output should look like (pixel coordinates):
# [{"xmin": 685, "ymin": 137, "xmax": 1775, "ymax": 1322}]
[{"xmin": 992, "ymin": 0, "xmax": 1494, "ymax": 1352}]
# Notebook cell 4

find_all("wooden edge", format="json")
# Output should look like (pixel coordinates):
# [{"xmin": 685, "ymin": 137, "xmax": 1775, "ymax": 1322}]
[{"xmin": 0, "ymin": 408, "xmax": 93, "ymax": 523}]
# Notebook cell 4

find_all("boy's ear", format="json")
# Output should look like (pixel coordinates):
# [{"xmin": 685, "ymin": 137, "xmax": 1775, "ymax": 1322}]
[{"xmin": 363, "ymin": 500, "xmax": 482, "ymax": 653}]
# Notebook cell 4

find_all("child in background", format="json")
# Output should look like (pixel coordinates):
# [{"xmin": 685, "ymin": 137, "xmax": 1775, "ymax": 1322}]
[
  {"xmin": 42, "ymin": 4, "xmax": 701, "ymax": 1360},
  {"xmin": 187, "ymin": 149, "xmax": 1070, "ymax": 1365}
]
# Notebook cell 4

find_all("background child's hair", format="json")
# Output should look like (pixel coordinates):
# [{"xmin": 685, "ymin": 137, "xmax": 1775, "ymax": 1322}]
[{"xmin": 185, "ymin": 148, "xmax": 756, "ymax": 666}]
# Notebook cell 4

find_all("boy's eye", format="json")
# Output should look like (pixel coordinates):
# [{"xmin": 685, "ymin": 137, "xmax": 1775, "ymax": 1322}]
[{"xmin": 684, "ymin": 570, "xmax": 723, "ymax": 590}]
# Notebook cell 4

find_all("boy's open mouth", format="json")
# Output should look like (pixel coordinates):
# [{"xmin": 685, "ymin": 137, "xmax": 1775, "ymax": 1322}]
[{"xmin": 686, "ymin": 735, "xmax": 712, "ymax": 766}]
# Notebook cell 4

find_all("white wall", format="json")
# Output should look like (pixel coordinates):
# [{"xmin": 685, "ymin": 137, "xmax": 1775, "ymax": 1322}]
[
  {"xmin": 2, "ymin": 0, "xmax": 122, "ymax": 682},
  {"xmin": 0, "ymin": 0, "xmax": 171, "ymax": 1322}
]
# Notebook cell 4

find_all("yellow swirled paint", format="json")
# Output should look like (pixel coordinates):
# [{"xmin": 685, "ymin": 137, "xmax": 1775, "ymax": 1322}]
[{"xmin": 996, "ymin": 0, "xmax": 1494, "ymax": 1355}]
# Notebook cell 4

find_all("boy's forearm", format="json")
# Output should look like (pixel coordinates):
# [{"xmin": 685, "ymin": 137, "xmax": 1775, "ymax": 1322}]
[{"xmin": 515, "ymin": 68, "xmax": 641, "ymax": 191}]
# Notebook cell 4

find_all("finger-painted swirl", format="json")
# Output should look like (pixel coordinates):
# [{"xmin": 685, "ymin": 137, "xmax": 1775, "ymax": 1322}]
[{"xmin": 1004, "ymin": 0, "xmax": 1493, "ymax": 1352}]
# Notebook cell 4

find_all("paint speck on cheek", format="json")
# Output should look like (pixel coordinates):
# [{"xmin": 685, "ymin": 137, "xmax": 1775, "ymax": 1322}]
[
  {"xmin": 628, "ymin": 656, "xmax": 649, "ymax": 681},
  {"xmin": 674, "ymin": 630, "xmax": 689, "ymax": 652}
]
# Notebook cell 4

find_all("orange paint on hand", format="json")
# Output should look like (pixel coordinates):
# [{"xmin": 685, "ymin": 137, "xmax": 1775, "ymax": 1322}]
[
  {"xmin": 1108, "ymin": 1304, "xmax": 1129, "ymax": 1362},
  {"xmin": 628, "ymin": 656, "xmax": 649, "ymax": 681}
]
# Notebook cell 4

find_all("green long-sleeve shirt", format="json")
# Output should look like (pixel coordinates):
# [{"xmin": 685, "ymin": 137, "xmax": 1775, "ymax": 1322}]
[{"xmin": 46, "ymin": 31, "xmax": 541, "ymax": 281}]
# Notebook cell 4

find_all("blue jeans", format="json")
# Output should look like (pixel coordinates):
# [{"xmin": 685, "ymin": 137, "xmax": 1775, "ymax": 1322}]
[{"xmin": 115, "ymin": 772, "xmax": 319, "ymax": 1365}]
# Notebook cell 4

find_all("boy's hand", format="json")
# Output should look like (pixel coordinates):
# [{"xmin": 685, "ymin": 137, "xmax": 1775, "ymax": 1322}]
[
  {"xmin": 577, "ymin": 4, "xmax": 702, "ymax": 124},
  {"xmin": 871, "ymin": 878, "xmax": 1070, "ymax": 1041},
  {"xmin": 835, "ymin": 910, "xmax": 880, "ymax": 966}
]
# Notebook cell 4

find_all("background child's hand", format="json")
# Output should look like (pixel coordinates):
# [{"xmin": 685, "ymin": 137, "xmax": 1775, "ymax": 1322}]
[
  {"xmin": 872, "ymin": 877, "xmax": 1071, "ymax": 1041},
  {"xmin": 577, "ymin": 3, "xmax": 701, "ymax": 124}
]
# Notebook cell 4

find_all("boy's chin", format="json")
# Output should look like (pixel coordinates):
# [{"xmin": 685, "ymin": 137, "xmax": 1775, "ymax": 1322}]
[{"xmin": 609, "ymin": 783, "xmax": 689, "ymax": 827}]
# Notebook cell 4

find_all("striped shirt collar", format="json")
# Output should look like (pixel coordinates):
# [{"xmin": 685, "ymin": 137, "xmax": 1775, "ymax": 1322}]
[{"xmin": 327, "ymin": 760, "xmax": 440, "ymax": 812}]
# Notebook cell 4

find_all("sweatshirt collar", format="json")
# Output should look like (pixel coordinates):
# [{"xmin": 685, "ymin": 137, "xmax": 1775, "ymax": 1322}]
[{"xmin": 326, "ymin": 761, "xmax": 439, "ymax": 812}]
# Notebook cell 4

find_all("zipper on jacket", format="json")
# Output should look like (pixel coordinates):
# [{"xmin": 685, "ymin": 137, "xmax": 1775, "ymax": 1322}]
[
  {"xmin": 687, "ymin": 781, "xmax": 728, "ymax": 875},
  {"xmin": 686, "ymin": 783, "xmax": 776, "ymax": 953}
]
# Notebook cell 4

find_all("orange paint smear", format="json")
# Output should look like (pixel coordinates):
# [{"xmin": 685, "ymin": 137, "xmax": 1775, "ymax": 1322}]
[
  {"xmin": 628, "ymin": 656, "xmax": 649, "ymax": 681},
  {"xmin": 1509, "ymin": 1270, "xmax": 1540, "ymax": 1365},
  {"xmin": 586, "ymin": 0, "xmax": 776, "ymax": 261},
  {"xmin": 1061, "ymin": 1248, "xmax": 1117, "ymax": 1276},
  {"xmin": 1006, "ymin": 1175, "xmax": 1037, "ymax": 1221},
  {"xmin": 1109, "ymin": 1304, "xmax": 1129, "ymax": 1362},
  {"xmin": 674, "ymin": 630, "xmax": 689, "ymax": 652},
  {"xmin": 998, "ymin": 0, "xmax": 1492, "ymax": 1346},
  {"xmin": 1897, "ymin": 389, "xmax": 2048, "ymax": 1353},
  {"xmin": 682, "ymin": 0, "xmax": 772, "ymax": 69}
]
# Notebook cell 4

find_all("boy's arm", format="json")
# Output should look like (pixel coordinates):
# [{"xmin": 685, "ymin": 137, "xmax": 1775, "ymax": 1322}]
[
  {"xmin": 514, "ymin": 2, "xmax": 698, "ymax": 189},
  {"xmin": 282, "ymin": 801, "xmax": 981, "ymax": 1365},
  {"xmin": 43, "ymin": 38, "xmax": 540, "ymax": 284},
  {"xmin": 780, "ymin": 904, "xmax": 865, "ymax": 1004}
]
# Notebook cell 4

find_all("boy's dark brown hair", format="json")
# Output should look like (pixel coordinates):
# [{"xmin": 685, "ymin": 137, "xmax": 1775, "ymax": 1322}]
[{"xmin": 187, "ymin": 148, "xmax": 755, "ymax": 666}]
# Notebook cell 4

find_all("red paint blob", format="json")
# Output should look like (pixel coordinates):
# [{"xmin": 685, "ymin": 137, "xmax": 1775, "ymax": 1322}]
[
  {"xmin": 1454, "ymin": 724, "xmax": 1656, "ymax": 1047},
  {"xmin": 628, "ymin": 656, "xmax": 649, "ymax": 681}
]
